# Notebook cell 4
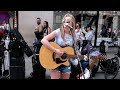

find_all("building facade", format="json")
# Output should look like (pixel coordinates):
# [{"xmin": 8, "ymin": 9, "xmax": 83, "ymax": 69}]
[
  {"xmin": 18, "ymin": 11, "xmax": 120, "ymax": 46},
  {"xmin": 18, "ymin": 11, "xmax": 54, "ymax": 46}
]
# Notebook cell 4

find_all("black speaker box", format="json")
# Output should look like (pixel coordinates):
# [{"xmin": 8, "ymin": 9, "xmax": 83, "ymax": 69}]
[
  {"xmin": 9, "ymin": 57, "xmax": 25, "ymax": 79},
  {"xmin": 10, "ymin": 66, "xmax": 25, "ymax": 79},
  {"xmin": 10, "ymin": 57, "xmax": 25, "ymax": 66}
]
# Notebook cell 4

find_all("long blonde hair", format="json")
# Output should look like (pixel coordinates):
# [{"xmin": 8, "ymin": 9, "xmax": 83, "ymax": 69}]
[{"xmin": 60, "ymin": 13, "xmax": 76, "ymax": 41}]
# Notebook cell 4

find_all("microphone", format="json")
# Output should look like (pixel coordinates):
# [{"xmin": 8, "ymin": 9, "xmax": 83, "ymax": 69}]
[{"xmin": 64, "ymin": 23, "xmax": 73, "ymax": 29}]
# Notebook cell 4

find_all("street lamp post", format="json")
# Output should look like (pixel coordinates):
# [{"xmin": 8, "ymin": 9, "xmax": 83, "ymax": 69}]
[
  {"xmin": 81, "ymin": 11, "xmax": 83, "ymax": 27},
  {"xmin": 94, "ymin": 11, "xmax": 99, "ymax": 47}
]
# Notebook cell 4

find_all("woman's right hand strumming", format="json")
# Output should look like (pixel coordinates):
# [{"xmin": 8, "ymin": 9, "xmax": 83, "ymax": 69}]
[{"xmin": 54, "ymin": 49, "xmax": 64, "ymax": 56}]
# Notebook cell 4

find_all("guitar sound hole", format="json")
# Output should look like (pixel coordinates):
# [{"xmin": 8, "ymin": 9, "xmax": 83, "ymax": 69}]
[
  {"xmin": 61, "ymin": 53, "xmax": 67, "ymax": 59},
  {"xmin": 56, "ymin": 58, "xmax": 66, "ymax": 64}
]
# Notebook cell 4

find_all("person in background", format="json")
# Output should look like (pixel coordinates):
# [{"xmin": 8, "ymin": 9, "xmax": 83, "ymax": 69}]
[
  {"xmin": 75, "ymin": 22, "xmax": 85, "ymax": 50},
  {"xmin": 85, "ymin": 24, "xmax": 94, "ymax": 44},
  {"xmin": 35, "ymin": 18, "xmax": 43, "ymax": 32},
  {"xmin": 101, "ymin": 24, "xmax": 107, "ymax": 37},
  {"xmin": 34, "ymin": 17, "xmax": 44, "ymax": 40},
  {"xmin": 81, "ymin": 24, "xmax": 94, "ymax": 53},
  {"xmin": 31, "ymin": 17, "xmax": 45, "ymax": 79},
  {"xmin": 108, "ymin": 27, "xmax": 111, "ymax": 38},
  {"xmin": 43, "ymin": 21, "xmax": 52, "ymax": 37}
]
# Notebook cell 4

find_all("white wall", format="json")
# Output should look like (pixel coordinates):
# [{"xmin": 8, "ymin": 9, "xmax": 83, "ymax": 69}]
[{"xmin": 18, "ymin": 11, "xmax": 54, "ymax": 46}]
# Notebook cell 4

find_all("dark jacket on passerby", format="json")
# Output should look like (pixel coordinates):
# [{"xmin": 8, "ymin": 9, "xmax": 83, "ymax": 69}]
[{"xmin": 101, "ymin": 25, "xmax": 107, "ymax": 37}]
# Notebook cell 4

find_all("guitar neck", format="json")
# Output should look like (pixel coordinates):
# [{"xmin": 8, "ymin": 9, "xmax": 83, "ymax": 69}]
[
  {"xmin": 68, "ymin": 54, "xmax": 107, "ymax": 60},
  {"xmin": 67, "ymin": 54, "xmax": 84, "ymax": 59}
]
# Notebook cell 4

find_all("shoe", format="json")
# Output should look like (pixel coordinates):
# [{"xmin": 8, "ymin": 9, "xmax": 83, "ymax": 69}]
[{"xmin": 77, "ymin": 68, "xmax": 90, "ymax": 79}]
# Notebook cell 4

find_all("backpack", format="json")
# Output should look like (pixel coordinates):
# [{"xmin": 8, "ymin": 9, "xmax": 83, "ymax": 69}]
[{"xmin": 99, "ymin": 40, "xmax": 106, "ymax": 54}]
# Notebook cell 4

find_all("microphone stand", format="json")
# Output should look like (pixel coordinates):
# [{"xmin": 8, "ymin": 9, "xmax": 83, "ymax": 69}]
[
  {"xmin": 68, "ymin": 25, "xmax": 85, "ymax": 79},
  {"xmin": 75, "ymin": 43, "xmax": 85, "ymax": 79}
]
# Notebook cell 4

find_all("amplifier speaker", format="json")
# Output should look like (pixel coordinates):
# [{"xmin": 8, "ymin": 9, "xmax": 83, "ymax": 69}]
[{"xmin": 9, "ymin": 57, "xmax": 25, "ymax": 79}]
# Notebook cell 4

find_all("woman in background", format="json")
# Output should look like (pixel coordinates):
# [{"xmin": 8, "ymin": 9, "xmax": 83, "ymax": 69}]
[{"xmin": 43, "ymin": 21, "xmax": 52, "ymax": 37}]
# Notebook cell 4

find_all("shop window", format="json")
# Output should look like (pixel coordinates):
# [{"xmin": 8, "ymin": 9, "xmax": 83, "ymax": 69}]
[{"xmin": 55, "ymin": 15, "xmax": 61, "ymax": 23}]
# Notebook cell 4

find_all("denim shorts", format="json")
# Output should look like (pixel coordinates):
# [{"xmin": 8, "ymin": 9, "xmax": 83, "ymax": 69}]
[{"xmin": 53, "ymin": 65, "xmax": 71, "ymax": 74}]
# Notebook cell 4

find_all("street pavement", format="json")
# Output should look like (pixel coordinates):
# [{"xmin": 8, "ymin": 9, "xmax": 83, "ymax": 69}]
[{"xmin": 24, "ymin": 47, "xmax": 120, "ymax": 79}]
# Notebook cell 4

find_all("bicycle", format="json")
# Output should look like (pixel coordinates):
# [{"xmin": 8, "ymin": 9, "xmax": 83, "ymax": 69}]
[
  {"xmin": 91, "ymin": 39, "xmax": 119, "ymax": 79},
  {"xmin": 98, "ymin": 40, "xmax": 120, "ymax": 79},
  {"xmin": 104, "ymin": 53, "xmax": 119, "ymax": 79}
]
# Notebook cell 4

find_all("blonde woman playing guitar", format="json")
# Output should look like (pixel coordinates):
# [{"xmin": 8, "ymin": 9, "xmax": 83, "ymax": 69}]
[{"xmin": 40, "ymin": 13, "xmax": 87, "ymax": 79}]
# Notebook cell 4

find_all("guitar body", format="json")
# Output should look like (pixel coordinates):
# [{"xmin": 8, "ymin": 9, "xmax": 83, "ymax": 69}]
[{"xmin": 39, "ymin": 42, "xmax": 75, "ymax": 69}]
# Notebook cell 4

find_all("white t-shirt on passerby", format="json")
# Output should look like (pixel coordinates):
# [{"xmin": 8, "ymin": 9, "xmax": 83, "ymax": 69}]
[
  {"xmin": 75, "ymin": 28, "xmax": 85, "ymax": 41},
  {"xmin": 85, "ymin": 30, "xmax": 94, "ymax": 42}
]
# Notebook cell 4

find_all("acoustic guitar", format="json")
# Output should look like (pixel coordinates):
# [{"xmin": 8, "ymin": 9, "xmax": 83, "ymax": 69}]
[{"xmin": 39, "ymin": 42, "xmax": 84, "ymax": 69}]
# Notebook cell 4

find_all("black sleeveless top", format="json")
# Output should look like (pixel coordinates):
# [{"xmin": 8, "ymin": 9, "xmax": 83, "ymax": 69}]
[
  {"xmin": 34, "ymin": 30, "xmax": 44, "ymax": 40},
  {"xmin": 43, "ymin": 28, "xmax": 48, "ymax": 35}
]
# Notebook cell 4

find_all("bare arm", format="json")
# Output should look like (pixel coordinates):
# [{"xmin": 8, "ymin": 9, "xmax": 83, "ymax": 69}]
[
  {"xmin": 38, "ymin": 24, "xmax": 43, "ymax": 32},
  {"xmin": 35, "ymin": 26, "xmax": 39, "ymax": 32},
  {"xmin": 48, "ymin": 27, "xmax": 52, "ymax": 34},
  {"xmin": 41, "ymin": 31, "xmax": 56, "ymax": 51}
]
